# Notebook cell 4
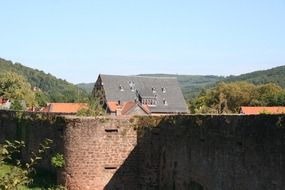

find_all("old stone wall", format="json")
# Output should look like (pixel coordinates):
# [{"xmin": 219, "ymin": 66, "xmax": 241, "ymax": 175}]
[
  {"xmin": 134, "ymin": 115, "xmax": 285, "ymax": 190},
  {"xmin": 62, "ymin": 116, "xmax": 137, "ymax": 190},
  {"xmin": 1, "ymin": 111, "xmax": 285, "ymax": 190},
  {"xmin": 0, "ymin": 110, "xmax": 65, "ymax": 170}
]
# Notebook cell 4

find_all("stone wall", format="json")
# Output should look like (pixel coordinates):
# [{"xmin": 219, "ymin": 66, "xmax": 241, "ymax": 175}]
[
  {"xmin": 62, "ymin": 116, "xmax": 137, "ymax": 190},
  {"xmin": 1, "ymin": 111, "xmax": 285, "ymax": 190},
  {"xmin": 134, "ymin": 115, "xmax": 285, "ymax": 190},
  {"xmin": 0, "ymin": 111, "xmax": 65, "ymax": 170}
]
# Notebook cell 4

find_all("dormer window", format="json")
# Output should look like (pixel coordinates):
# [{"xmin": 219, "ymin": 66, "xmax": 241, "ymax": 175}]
[
  {"xmin": 128, "ymin": 81, "xmax": 135, "ymax": 86},
  {"xmin": 152, "ymin": 87, "xmax": 156, "ymax": 93},
  {"xmin": 128, "ymin": 81, "xmax": 135, "ymax": 91},
  {"xmin": 162, "ymin": 87, "xmax": 166, "ymax": 93},
  {"xmin": 163, "ymin": 98, "xmax": 168, "ymax": 106},
  {"xmin": 119, "ymin": 85, "xmax": 124, "ymax": 91}
]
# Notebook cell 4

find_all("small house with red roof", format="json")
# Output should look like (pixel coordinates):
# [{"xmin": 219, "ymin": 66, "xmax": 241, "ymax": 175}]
[
  {"xmin": 240, "ymin": 106, "xmax": 285, "ymax": 115},
  {"xmin": 107, "ymin": 101, "xmax": 150, "ymax": 116},
  {"xmin": 41, "ymin": 103, "xmax": 88, "ymax": 114},
  {"xmin": 0, "ymin": 97, "xmax": 11, "ymax": 110}
]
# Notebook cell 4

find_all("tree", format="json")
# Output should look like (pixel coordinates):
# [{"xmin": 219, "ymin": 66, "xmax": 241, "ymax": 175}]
[
  {"xmin": 76, "ymin": 96, "xmax": 104, "ymax": 117},
  {"xmin": 0, "ymin": 139, "xmax": 52, "ymax": 190},
  {"xmin": 190, "ymin": 81, "xmax": 285, "ymax": 114},
  {"xmin": 0, "ymin": 72, "xmax": 36, "ymax": 109},
  {"xmin": 255, "ymin": 83, "xmax": 284, "ymax": 106}
]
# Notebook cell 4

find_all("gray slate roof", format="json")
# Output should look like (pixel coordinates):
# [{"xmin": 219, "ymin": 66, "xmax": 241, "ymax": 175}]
[{"xmin": 98, "ymin": 74, "xmax": 189, "ymax": 113}]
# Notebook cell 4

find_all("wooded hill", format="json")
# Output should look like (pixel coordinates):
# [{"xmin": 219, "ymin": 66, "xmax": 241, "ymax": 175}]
[
  {"xmin": 78, "ymin": 65, "xmax": 285, "ymax": 101},
  {"xmin": 224, "ymin": 65, "xmax": 285, "ymax": 88},
  {"xmin": 0, "ymin": 58, "xmax": 88, "ymax": 102},
  {"xmin": 1, "ymin": 57, "xmax": 284, "ymax": 103},
  {"xmin": 139, "ymin": 66, "xmax": 285, "ymax": 100}
]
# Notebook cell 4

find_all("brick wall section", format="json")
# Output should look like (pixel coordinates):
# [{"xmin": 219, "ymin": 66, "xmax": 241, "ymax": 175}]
[
  {"xmin": 62, "ymin": 116, "xmax": 138, "ymax": 190},
  {"xmin": 0, "ymin": 111, "xmax": 18, "ymax": 142},
  {"xmin": 135, "ymin": 115, "xmax": 285, "ymax": 190}
]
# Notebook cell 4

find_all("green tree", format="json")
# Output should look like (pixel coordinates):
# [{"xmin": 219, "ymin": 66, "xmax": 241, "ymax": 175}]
[
  {"xmin": 204, "ymin": 82, "xmax": 256, "ymax": 113},
  {"xmin": 0, "ymin": 139, "xmax": 52, "ymax": 190},
  {"xmin": 35, "ymin": 91, "xmax": 49, "ymax": 107},
  {"xmin": 0, "ymin": 72, "xmax": 36, "ymax": 109},
  {"xmin": 76, "ymin": 96, "xmax": 104, "ymax": 117},
  {"xmin": 255, "ymin": 83, "xmax": 284, "ymax": 106},
  {"xmin": 190, "ymin": 81, "xmax": 285, "ymax": 114}
]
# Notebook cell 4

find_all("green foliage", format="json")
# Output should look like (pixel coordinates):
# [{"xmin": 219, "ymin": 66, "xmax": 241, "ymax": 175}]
[
  {"xmin": 259, "ymin": 109, "xmax": 272, "ymax": 115},
  {"xmin": 77, "ymin": 96, "xmax": 104, "ymax": 117},
  {"xmin": 10, "ymin": 100, "xmax": 25, "ymax": 111},
  {"xmin": 35, "ymin": 92, "xmax": 49, "ymax": 107},
  {"xmin": 51, "ymin": 154, "xmax": 65, "ymax": 169},
  {"xmin": 0, "ymin": 139, "xmax": 53, "ymax": 190},
  {"xmin": 0, "ymin": 72, "xmax": 36, "ymax": 109},
  {"xmin": 190, "ymin": 82, "xmax": 285, "ymax": 114},
  {"xmin": 0, "ymin": 58, "xmax": 88, "ymax": 103}
]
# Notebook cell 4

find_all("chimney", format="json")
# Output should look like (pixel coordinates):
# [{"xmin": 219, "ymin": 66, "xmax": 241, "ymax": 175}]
[
  {"xmin": 116, "ymin": 100, "xmax": 122, "ymax": 116},
  {"xmin": 116, "ymin": 107, "xmax": 122, "ymax": 116}
]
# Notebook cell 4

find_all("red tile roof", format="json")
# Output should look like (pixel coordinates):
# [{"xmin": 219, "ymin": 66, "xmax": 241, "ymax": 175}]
[
  {"xmin": 0, "ymin": 98, "xmax": 8, "ymax": 105},
  {"xmin": 107, "ymin": 101, "xmax": 150, "ymax": 115},
  {"xmin": 121, "ymin": 101, "xmax": 150, "ymax": 115},
  {"xmin": 42, "ymin": 103, "xmax": 88, "ymax": 113},
  {"xmin": 240, "ymin": 106, "xmax": 285, "ymax": 115},
  {"xmin": 106, "ymin": 101, "xmax": 120, "ymax": 112}
]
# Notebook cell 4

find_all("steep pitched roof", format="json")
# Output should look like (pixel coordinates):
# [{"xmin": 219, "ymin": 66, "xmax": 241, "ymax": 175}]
[
  {"xmin": 98, "ymin": 74, "xmax": 189, "ymax": 113},
  {"xmin": 106, "ymin": 101, "xmax": 150, "ymax": 115},
  {"xmin": 42, "ymin": 103, "xmax": 88, "ymax": 113},
  {"xmin": 106, "ymin": 101, "xmax": 119, "ymax": 112},
  {"xmin": 240, "ymin": 106, "xmax": 285, "ymax": 115},
  {"xmin": 121, "ymin": 101, "xmax": 150, "ymax": 115}
]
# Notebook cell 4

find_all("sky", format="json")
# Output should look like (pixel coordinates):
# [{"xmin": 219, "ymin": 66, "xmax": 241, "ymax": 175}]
[{"xmin": 0, "ymin": 0, "xmax": 285, "ymax": 83}]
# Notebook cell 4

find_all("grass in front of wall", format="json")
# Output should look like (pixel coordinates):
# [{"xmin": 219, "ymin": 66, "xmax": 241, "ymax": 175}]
[{"xmin": 0, "ymin": 163, "xmax": 57, "ymax": 190}]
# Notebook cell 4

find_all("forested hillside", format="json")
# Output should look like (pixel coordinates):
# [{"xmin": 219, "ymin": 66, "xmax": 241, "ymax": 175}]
[
  {"xmin": 224, "ymin": 65, "xmax": 285, "ymax": 88},
  {"xmin": 0, "ymin": 58, "xmax": 88, "ymax": 102}
]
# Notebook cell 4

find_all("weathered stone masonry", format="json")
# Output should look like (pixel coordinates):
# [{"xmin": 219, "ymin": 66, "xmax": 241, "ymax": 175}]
[
  {"xmin": 1, "ymin": 111, "xmax": 285, "ymax": 190},
  {"xmin": 63, "ymin": 116, "xmax": 138, "ymax": 190}
]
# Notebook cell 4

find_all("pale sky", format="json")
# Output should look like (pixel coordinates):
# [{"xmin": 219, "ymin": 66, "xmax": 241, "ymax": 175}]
[{"xmin": 0, "ymin": 0, "xmax": 285, "ymax": 83}]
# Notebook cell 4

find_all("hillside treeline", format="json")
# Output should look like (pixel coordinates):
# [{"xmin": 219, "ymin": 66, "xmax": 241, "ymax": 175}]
[
  {"xmin": 0, "ymin": 58, "xmax": 88, "ymax": 103},
  {"xmin": 189, "ymin": 82, "xmax": 285, "ymax": 114}
]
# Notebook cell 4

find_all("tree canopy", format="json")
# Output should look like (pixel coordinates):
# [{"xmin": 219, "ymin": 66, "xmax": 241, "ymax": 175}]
[
  {"xmin": 0, "ymin": 72, "xmax": 36, "ymax": 108},
  {"xmin": 190, "ymin": 82, "xmax": 285, "ymax": 114},
  {"xmin": 0, "ymin": 58, "xmax": 88, "ymax": 103}
]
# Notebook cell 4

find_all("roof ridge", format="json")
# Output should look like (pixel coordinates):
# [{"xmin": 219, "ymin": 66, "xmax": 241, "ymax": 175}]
[{"xmin": 100, "ymin": 74, "xmax": 177, "ymax": 79}]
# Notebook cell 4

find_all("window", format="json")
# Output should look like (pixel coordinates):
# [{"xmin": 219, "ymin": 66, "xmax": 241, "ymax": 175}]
[
  {"xmin": 119, "ymin": 85, "xmax": 124, "ymax": 91},
  {"xmin": 162, "ymin": 87, "xmax": 166, "ymax": 93},
  {"xmin": 163, "ymin": 98, "xmax": 168, "ymax": 106},
  {"xmin": 152, "ymin": 87, "xmax": 156, "ymax": 93}
]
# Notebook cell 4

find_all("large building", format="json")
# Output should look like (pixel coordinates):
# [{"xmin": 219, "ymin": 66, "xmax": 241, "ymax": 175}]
[{"xmin": 92, "ymin": 74, "xmax": 189, "ymax": 115}]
